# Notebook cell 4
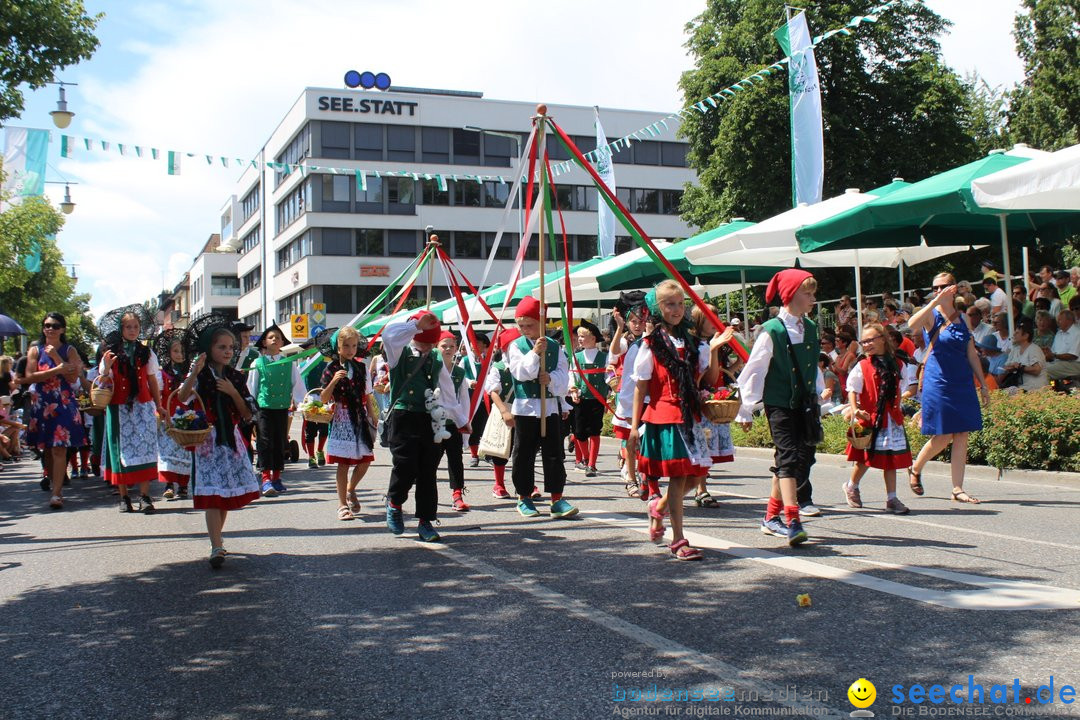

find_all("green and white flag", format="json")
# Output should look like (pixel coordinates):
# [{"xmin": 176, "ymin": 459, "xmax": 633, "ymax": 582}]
[
  {"xmin": 1, "ymin": 127, "xmax": 49, "ymax": 207},
  {"xmin": 775, "ymin": 11, "xmax": 824, "ymax": 206},
  {"xmin": 594, "ymin": 108, "xmax": 616, "ymax": 258},
  {"xmin": 167, "ymin": 150, "xmax": 182, "ymax": 175}
]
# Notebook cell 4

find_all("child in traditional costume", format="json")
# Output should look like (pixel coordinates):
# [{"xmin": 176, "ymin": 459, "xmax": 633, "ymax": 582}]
[
  {"xmin": 485, "ymin": 329, "xmax": 519, "ymax": 499},
  {"xmin": 247, "ymin": 322, "xmax": 305, "ymax": 496},
  {"xmin": 610, "ymin": 295, "xmax": 657, "ymax": 499},
  {"xmin": 570, "ymin": 320, "xmax": 607, "ymax": 477},
  {"xmin": 155, "ymin": 329, "xmax": 193, "ymax": 501},
  {"xmin": 691, "ymin": 306, "xmax": 740, "ymax": 509},
  {"xmin": 460, "ymin": 332, "xmax": 490, "ymax": 469},
  {"xmin": 435, "ymin": 331, "xmax": 472, "ymax": 512}
]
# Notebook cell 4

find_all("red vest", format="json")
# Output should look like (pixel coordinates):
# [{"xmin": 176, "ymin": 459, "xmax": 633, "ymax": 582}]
[
  {"xmin": 110, "ymin": 358, "xmax": 153, "ymax": 405},
  {"xmin": 855, "ymin": 357, "xmax": 905, "ymax": 427},
  {"xmin": 642, "ymin": 338, "xmax": 700, "ymax": 425}
]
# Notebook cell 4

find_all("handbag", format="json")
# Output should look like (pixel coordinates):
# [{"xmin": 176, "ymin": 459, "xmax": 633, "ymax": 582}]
[
  {"xmin": 999, "ymin": 364, "xmax": 1024, "ymax": 388},
  {"xmin": 785, "ymin": 335, "xmax": 823, "ymax": 447},
  {"xmin": 477, "ymin": 406, "xmax": 513, "ymax": 460},
  {"xmin": 378, "ymin": 350, "xmax": 433, "ymax": 447}
]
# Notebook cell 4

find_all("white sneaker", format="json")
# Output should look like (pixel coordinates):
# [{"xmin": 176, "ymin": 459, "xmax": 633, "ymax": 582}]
[{"xmin": 799, "ymin": 503, "xmax": 822, "ymax": 517}]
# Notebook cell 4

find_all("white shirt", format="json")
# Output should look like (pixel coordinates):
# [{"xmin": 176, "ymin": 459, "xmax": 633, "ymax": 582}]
[
  {"xmin": 381, "ymin": 318, "xmax": 467, "ymax": 428},
  {"xmin": 846, "ymin": 359, "xmax": 917, "ymax": 395},
  {"xmin": 1050, "ymin": 324, "xmax": 1080, "ymax": 360},
  {"xmin": 612, "ymin": 341, "xmax": 644, "ymax": 430},
  {"xmin": 245, "ymin": 352, "xmax": 306, "ymax": 405},
  {"xmin": 571, "ymin": 346, "xmax": 601, "ymax": 390},
  {"xmin": 987, "ymin": 287, "xmax": 1008, "ymax": 314},
  {"xmin": 1005, "ymin": 343, "xmax": 1048, "ymax": 390},
  {"xmin": 98, "ymin": 349, "xmax": 160, "ymax": 382},
  {"xmin": 609, "ymin": 336, "xmax": 629, "ymax": 360},
  {"xmin": 992, "ymin": 331, "xmax": 1013, "ymax": 354},
  {"xmin": 735, "ymin": 309, "xmax": 825, "ymax": 423},
  {"xmin": 507, "ymin": 336, "xmax": 570, "ymax": 417},
  {"xmin": 630, "ymin": 335, "xmax": 710, "ymax": 382},
  {"xmin": 970, "ymin": 322, "xmax": 993, "ymax": 344}
]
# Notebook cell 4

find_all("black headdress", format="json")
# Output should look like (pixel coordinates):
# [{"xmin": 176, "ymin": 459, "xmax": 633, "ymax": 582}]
[
  {"xmin": 152, "ymin": 328, "xmax": 194, "ymax": 378},
  {"xmin": 99, "ymin": 304, "xmax": 154, "ymax": 408},
  {"xmin": 185, "ymin": 313, "xmax": 243, "ymax": 449},
  {"xmin": 577, "ymin": 319, "xmax": 603, "ymax": 344},
  {"xmin": 313, "ymin": 327, "xmax": 341, "ymax": 358},
  {"xmin": 610, "ymin": 290, "xmax": 648, "ymax": 335},
  {"xmin": 255, "ymin": 322, "xmax": 288, "ymax": 350},
  {"xmin": 97, "ymin": 304, "xmax": 154, "ymax": 342}
]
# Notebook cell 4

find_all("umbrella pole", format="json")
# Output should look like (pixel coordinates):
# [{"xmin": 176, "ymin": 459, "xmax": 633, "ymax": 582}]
[
  {"xmin": 740, "ymin": 270, "xmax": 748, "ymax": 333},
  {"xmin": 1022, "ymin": 245, "xmax": 1031, "ymax": 300},
  {"xmin": 854, "ymin": 249, "xmax": 863, "ymax": 330},
  {"xmin": 898, "ymin": 259, "xmax": 905, "ymax": 305},
  {"xmin": 425, "ymin": 234, "xmax": 438, "ymax": 311},
  {"xmin": 1000, "ymin": 215, "xmax": 1015, "ymax": 335}
]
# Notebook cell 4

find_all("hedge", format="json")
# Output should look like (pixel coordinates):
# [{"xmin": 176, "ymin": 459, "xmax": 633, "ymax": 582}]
[{"xmin": 602, "ymin": 390, "xmax": 1080, "ymax": 473}]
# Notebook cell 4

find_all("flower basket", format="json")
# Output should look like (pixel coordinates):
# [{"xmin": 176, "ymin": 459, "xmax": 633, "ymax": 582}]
[
  {"xmin": 606, "ymin": 374, "xmax": 620, "ymax": 391},
  {"xmin": 703, "ymin": 399, "xmax": 740, "ymax": 424},
  {"xmin": 300, "ymin": 390, "xmax": 334, "ymax": 424},
  {"xmin": 165, "ymin": 389, "xmax": 212, "ymax": 448},
  {"xmin": 90, "ymin": 375, "xmax": 113, "ymax": 409},
  {"xmin": 847, "ymin": 423, "xmax": 872, "ymax": 450}
]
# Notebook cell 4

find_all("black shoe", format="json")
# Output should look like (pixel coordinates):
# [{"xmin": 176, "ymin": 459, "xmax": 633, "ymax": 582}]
[
  {"xmin": 178, "ymin": 487, "xmax": 189, "ymax": 500},
  {"xmin": 468, "ymin": 457, "xmax": 480, "ymax": 468},
  {"xmin": 140, "ymin": 495, "xmax": 156, "ymax": 514},
  {"xmin": 585, "ymin": 466, "xmax": 598, "ymax": 477},
  {"xmin": 90, "ymin": 466, "xmax": 100, "ymax": 476},
  {"xmin": 119, "ymin": 496, "xmax": 134, "ymax": 513},
  {"xmin": 40, "ymin": 476, "xmax": 49, "ymax": 491},
  {"xmin": 63, "ymin": 475, "xmax": 70, "ymax": 486}
]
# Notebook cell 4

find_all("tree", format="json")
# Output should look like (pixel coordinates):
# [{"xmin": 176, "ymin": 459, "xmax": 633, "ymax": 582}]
[
  {"xmin": 0, "ymin": 0, "xmax": 102, "ymax": 122},
  {"xmin": 678, "ymin": 0, "xmax": 983, "ymax": 231},
  {"xmin": 1008, "ymin": 0, "xmax": 1080, "ymax": 151}
]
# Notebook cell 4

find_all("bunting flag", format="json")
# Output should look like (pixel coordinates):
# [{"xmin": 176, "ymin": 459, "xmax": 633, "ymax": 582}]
[{"xmin": 167, "ymin": 151, "xmax": 181, "ymax": 175}]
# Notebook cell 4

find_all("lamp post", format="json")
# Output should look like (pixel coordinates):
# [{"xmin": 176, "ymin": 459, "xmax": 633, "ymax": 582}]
[
  {"xmin": 44, "ymin": 181, "xmax": 77, "ymax": 214},
  {"xmin": 47, "ymin": 81, "xmax": 78, "ymax": 129},
  {"xmin": 461, "ymin": 126, "xmax": 525, "ymax": 252}
]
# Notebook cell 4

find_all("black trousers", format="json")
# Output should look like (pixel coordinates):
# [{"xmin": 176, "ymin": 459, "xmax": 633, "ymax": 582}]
[
  {"xmin": 468, "ymin": 404, "xmax": 488, "ymax": 448},
  {"xmin": 574, "ymin": 398, "xmax": 604, "ymax": 438},
  {"xmin": 256, "ymin": 408, "xmax": 290, "ymax": 472},
  {"xmin": 435, "ymin": 426, "xmax": 465, "ymax": 491},
  {"xmin": 303, "ymin": 418, "xmax": 328, "ymax": 446},
  {"xmin": 387, "ymin": 410, "xmax": 440, "ymax": 521},
  {"xmin": 764, "ymin": 405, "xmax": 816, "ymax": 504},
  {"xmin": 511, "ymin": 414, "xmax": 566, "ymax": 498}
]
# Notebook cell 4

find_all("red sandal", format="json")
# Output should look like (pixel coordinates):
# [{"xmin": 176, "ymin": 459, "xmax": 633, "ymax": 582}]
[
  {"xmin": 647, "ymin": 496, "xmax": 668, "ymax": 542},
  {"xmin": 669, "ymin": 538, "xmax": 703, "ymax": 561}
]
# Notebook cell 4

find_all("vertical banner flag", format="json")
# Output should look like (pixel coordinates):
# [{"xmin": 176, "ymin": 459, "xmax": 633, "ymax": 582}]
[
  {"xmin": 1, "ymin": 127, "xmax": 49, "ymax": 207},
  {"xmin": 594, "ymin": 108, "xmax": 617, "ymax": 258},
  {"xmin": 774, "ymin": 11, "xmax": 824, "ymax": 207},
  {"xmin": 167, "ymin": 151, "xmax": 182, "ymax": 176}
]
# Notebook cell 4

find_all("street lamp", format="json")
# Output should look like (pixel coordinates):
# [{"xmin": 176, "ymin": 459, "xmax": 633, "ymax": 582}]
[
  {"xmin": 48, "ymin": 81, "xmax": 77, "ymax": 129},
  {"xmin": 45, "ymin": 181, "xmax": 77, "ymax": 214},
  {"xmin": 461, "ymin": 125, "xmax": 525, "ymax": 249}
]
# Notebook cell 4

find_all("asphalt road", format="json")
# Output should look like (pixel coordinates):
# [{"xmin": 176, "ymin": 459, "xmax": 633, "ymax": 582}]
[{"xmin": 2, "ymin": 435, "xmax": 1080, "ymax": 720}]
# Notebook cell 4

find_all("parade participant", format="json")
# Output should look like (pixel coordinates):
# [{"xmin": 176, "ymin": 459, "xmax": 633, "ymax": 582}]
[
  {"xmin": 178, "ymin": 314, "xmax": 261, "ymax": 568},
  {"xmin": 300, "ymin": 336, "xmax": 329, "ymax": 468},
  {"xmin": 229, "ymin": 320, "xmax": 258, "ymax": 460},
  {"xmin": 434, "ymin": 331, "xmax": 472, "ymax": 511},
  {"xmin": 508, "ymin": 296, "xmax": 577, "ymax": 519},
  {"xmin": 690, "ymin": 306, "xmax": 739, "ymax": 509},
  {"xmin": 460, "ymin": 331, "xmax": 490, "ymax": 469},
  {"xmin": 319, "ymin": 327, "xmax": 375, "ymax": 521},
  {"xmin": 154, "ymin": 329, "xmax": 194, "ymax": 501},
  {"xmin": 735, "ymin": 269, "xmax": 823, "ymax": 547},
  {"xmin": 382, "ymin": 311, "xmax": 466, "ymax": 542},
  {"xmin": 571, "ymin": 319, "xmax": 607, "ymax": 477},
  {"xmin": 99, "ymin": 305, "xmax": 163, "ymax": 514},
  {"xmin": 25, "ymin": 313, "xmax": 85, "ymax": 510},
  {"xmin": 485, "ymin": 329, "xmax": 519, "ymax": 499},
  {"xmin": 610, "ymin": 298, "xmax": 658, "ymax": 499},
  {"xmin": 842, "ymin": 324, "xmax": 912, "ymax": 515},
  {"xmin": 246, "ymin": 322, "xmax": 305, "ymax": 496},
  {"xmin": 627, "ymin": 281, "xmax": 713, "ymax": 561}
]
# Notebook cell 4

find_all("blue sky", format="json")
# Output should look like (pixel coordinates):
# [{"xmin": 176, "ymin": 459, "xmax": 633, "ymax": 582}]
[{"xmin": 11, "ymin": 0, "xmax": 1026, "ymax": 318}]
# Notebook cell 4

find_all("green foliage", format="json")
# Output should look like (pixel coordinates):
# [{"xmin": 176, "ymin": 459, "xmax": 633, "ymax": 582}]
[
  {"xmin": 678, "ymin": 0, "xmax": 982, "ymax": 230},
  {"xmin": 1007, "ymin": 0, "xmax": 1080, "ymax": 151},
  {"xmin": 0, "ymin": 0, "xmax": 102, "ymax": 122}
]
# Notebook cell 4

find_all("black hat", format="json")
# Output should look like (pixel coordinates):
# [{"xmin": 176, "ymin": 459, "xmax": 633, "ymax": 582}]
[
  {"xmin": 312, "ymin": 326, "xmax": 340, "ymax": 356},
  {"xmin": 255, "ymin": 322, "xmax": 288, "ymax": 349},
  {"xmin": 186, "ymin": 313, "xmax": 236, "ymax": 356},
  {"xmin": 231, "ymin": 320, "xmax": 255, "ymax": 333},
  {"xmin": 98, "ymin": 304, "xmax": 154, "ymax": 342},
  {"xmin": 577, "ymin": 319, "xmax": 603, "ymax": 343},
  {"xmin": 472, "ymin": 331, "xmax": 490, "ymax": 347},
  {"xmin": 980, "ymin": 259, "xmax": 996, "ymax": 270},
  {"xmin": 152, "ymin": 328, "xmax": 193, "ymax": 365}
]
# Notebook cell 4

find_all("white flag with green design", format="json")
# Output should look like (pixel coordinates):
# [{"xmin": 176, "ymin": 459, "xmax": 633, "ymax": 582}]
[{"xmin": 775, "ymin": 11, "xmax": 823, "ymax": 206}]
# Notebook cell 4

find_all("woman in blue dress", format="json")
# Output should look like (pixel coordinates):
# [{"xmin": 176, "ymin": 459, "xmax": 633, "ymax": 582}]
[{"xmin": 907, "ymin": 273, "xmax": 991, "ymax": 504}]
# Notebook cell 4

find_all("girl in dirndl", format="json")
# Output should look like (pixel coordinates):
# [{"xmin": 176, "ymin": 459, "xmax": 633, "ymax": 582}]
[
  {"xmin": 178, "ymin": 316, "xmax": 261, "ymax": 568},
  {"xmin": 627, "ymin": 281, "xmax": 715, "ymax": 561},
  {"xmin": 842, "ymin": 323, "xmax": 913, "ymax": 515},
  {"xmin": 690, "ymin": 306, "xmax": 740, "ymax": 510},
  {"xmin": 99, "ymin": 306, "xmax": 164, "ymax": 514},
  {"xmin": 156, "ymin": 330, "xmax": 193, "ymax": 501},
  {"xmin": 320, "ymin": 326, "xmax": 375, "ymax": 521}
]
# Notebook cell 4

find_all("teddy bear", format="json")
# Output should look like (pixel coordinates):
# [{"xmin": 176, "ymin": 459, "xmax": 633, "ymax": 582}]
[{"xmin": 424, "ymin": 388, "xmax": 452, "ymax": 443}]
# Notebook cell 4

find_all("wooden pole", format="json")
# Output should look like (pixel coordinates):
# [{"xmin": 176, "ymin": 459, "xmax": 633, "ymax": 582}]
[
  {"xmin": 535, "ymin": 104, "xmax": 549, "ymax": 437},
  {"xmin": 425, "ymin": 233, "xmax": 438, "ymax": 311}
]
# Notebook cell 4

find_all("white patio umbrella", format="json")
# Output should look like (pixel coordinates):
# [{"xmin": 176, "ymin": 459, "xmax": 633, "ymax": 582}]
[{"xmin": 971, "ymin": 143, "xmax": 1080, "ymax": 211}]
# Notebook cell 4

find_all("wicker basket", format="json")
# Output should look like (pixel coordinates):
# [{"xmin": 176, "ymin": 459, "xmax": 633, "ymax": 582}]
[
  {"xmin": 606, "ymin": 374, "xmax": 620, "ymax": 391},
  {"xmin": 89, "ymin": 375, "xmax": 113, "ymax": 409},
  {"xmin": 302, "ymin": 389, "xmax": 334, "ymax": 424},
  {"xmin": 165, "ymin": 388, "xmax": 212, "ymax": 449},
  {"xmin": 702, "ymin": 399, "xmax": 740, "ymax": 424},
  {"xmin": 847, "ymin": 425, "xmax": 872, "ymax": 450}
]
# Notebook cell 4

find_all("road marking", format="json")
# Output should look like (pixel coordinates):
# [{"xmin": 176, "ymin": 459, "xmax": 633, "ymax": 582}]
[
  {"xmin": 584, "ymin": 511, "xmax": 1080, "ymax": 611},
  {"xmin": 421, "ymin": 542, "xmax": 847, "ymax": 719}
]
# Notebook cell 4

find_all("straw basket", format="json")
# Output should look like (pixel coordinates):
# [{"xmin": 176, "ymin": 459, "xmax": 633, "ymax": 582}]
[
  {"xmin": 606, "ymin": 374, "xmax": 620, "ymax": 391},
  {"xmin": 90, "ymin": 375, "xmax": 113, "ymax": 409},
  {"xmin": 302, "ymin": 389, "xmax": 333, "ymax": 424},
  {"xmin": 702, "ymin": 399, "xmax": 740, "ymax": 424},
  {"xmin": 165, "ymin": 389, "xmax": 212, "ymax": 449},
  {"xmin": 847, "ymin": 425, "xmax": 872, "ymax": 450}
]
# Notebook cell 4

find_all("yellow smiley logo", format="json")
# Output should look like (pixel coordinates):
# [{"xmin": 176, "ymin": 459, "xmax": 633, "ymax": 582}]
[{"xmin": 848, "ymin": 678, "xmax": 876, "ymax": 709}]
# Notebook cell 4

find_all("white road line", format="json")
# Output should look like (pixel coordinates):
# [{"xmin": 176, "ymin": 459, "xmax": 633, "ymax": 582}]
[
  {"xmin": 583, "ymin": 511, "xmax": 1080, "ymax": 611},
  {"xmin": 421, "ymin": 542, "xmax": 847, "ymax": 719}
]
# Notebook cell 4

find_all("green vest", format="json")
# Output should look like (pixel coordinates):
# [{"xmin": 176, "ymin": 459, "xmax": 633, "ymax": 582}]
[
  {"xmin": 761, "ymin": 316, "xmax": 819, "ymax": 409},
  {"xmin": 574, "ymin": 349, "xmax": 609, "ymax": 396},
  {"xmin": 238, "ymin": 346, "xmax": 259, "ymax": 371},
  {"xmin": 495, "ymin": 361, "xmax": 513, "ymax": 398},
  {"xmin": 390, "ymin": 348, "xmax": 441, "ymax": 412},
  {"xmin": 255, "ymin": 356, "xmax": 293, "ymax": 409},
  {"xmin": 450, "ymin": 364, "xmax": 466, "ymax": 393},
  {"xmin": 512, "ymin": 336, "xmax": 561, "ymax": 400}
]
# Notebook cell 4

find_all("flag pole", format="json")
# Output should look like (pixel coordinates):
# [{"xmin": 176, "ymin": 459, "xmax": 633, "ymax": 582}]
[
  {"xmin": 425, "ymin": 226, "xmax": 437, "ymax": 310},
  {"xmin": 535, "ymin": 104, "xmax": 549, "ymax": 437}
]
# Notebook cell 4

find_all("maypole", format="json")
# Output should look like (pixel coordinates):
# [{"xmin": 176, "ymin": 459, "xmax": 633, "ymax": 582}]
[
  {"xmin": 426, "ymin": 228, "xmax": 438, "ymax": 310},
  {"xmin": 535, "ymin": 104, "xmax": 549, "ymax": 437}
]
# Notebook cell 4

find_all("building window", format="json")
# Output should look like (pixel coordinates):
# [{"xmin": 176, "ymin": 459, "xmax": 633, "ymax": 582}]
[
  {"xmin": 661, "ymin": 189, "xmax": 684, "ymax": 215},
  {"xmin": 322, "ymin": 227, "xmax": 352, "ymax": 256},
  {"xmin": 420, "ymin": 178, "xmax": 449, "ymax": 206},
  {"xmin": 575, "ymin": 235, "xmax": 598, "ymax": 261},
  {"xmin": 453, "ymin": 180, "xmax": 481, "ymax": 208},
  {"xmin": 612, "ymin": 143, "xmax": 633, "ymax": 165},
  {"xmin": 388, "ymin": 229, "xmax": 417, "ymax": 257},
  {"xmin": 211, "ymin": 275, "xmax": 241, "ymax": 297},
  {"xmin": 386, "ymin": 177, "xmax": 415, "ymax": 214},
  {"xmin": 574, "ymin": 186, "xmax": 597, "ymax": 212},
  {"xmin": 386, "ymin": 125, "xmax": 415, "ymax": 162},
  {"xmin": 357, "ymin": 175, "xmax": 383, "ymax": 213},
  {"xmin": 616, "ymin": 186, "xmax": 632, "ymax": 207},
  {"xmin": 485, "ymin": 232, "xmax": 514, "ymax": 260},
  {"xmin": 320, "ymin": 121, "xmax": 351, "ymax": 159},
  {"xmin": 241, "ymin": 267, "xmax": 261, "ymax": 295},
  {"xmin": 275, "ymin": 180, "xmax": 309, "ymax": 235},
  {"xmin": 614, "ymin": 236, "xmax": 633, "ymax": 255},
  {"xmin": 277, "ymin": 288, "xmax": 311, "ymax": 323},
  {"xmin": 354, "ymin": 123, "xmax": 383, "ymax": 161},
  {"xmin": 452, "ymin": 128, "xmax": 480, "ymax": 165},
  {"xmin": 453, "ymin": 231, "xmax": 482, "ymax": 259},
  {"xmin": 633, "ymin": 188, "xmax": 660, "ymax": 214},
  {"xmin": 422, "ymin": 127, "xmax": 450, "ymax": 164},
  {"xmin": 356, "ymin": 228, "xmax": 384, "ymax": 256},
  {"xmin": 661, "ymin": 142, "xmax": 689, "ymax": 167},
  {"xmin": 357, "ymin": 286, "xmax": 381, "ymax": 310},
  {"xmin": 553, "ymin": 185, "xmax": 573, "ymax": 211},
  {"xmin": 241, "ymin": 225, "xmax": 262, "ymax": 255},
  {"xmin": 240, "ymin": 184, "xmax": 260, "ymax": 224},
  {"xmin": 482, "ymin": 180, "xmax": 509, "ymax": 208},
  {"xmin": 573, "ymin": 134, "xmax": 597, "ymax": 155},
  {"xmin": 323, "ymin": 285, "xmax": 355, "ymax": 314},
  {"xmin": 276, "ymin": 231, "xmax": 312, "ymax": 272},
  {"xmin": 483, "ymin": 133, "xmax": 514, "ymax": 167},
  {"xmin": 320, "ymin": 174, "xmax": 351, "ymax": 212},
  {"xmin": 274, "ymin": 124, "xmax": 310, "ymax": 188},
  {"xmin": 191, "ymin": 277, "xmax": 202, "ymax": 303},
  {"xmin": 243, "ymin": 311, "xmax": 262, "ymax": 330},
  {"xmin": 634, "ymin": 141, "xmax": 661, "ymax": 165}
]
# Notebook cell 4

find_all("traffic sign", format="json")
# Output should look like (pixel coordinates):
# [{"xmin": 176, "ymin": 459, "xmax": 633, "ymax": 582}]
[
  {"xmin": 311, "ymin": 302, "xmax": 326, "ymax": 325},
  {"xmin": 310, "ymin": 324, "xmax": 326, "ymax": 337},
  {"xmin": 291, "ymin": 313, "xmax": 309, "ymax": 340}
]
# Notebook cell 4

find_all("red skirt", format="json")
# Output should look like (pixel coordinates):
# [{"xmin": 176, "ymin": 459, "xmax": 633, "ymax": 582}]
[
  {"xmin": 328, "ymin": 454, "xmax": 374, "ymax": 466},
  {"xmin": 846, "ymin": 445, "xmax": 912, "ymax": 470},
  {"xmin": 613, "ymin": 425, "xmax": 630, "ymax": 440},
  {"xmin": 193, "ymin": 490, "xmax": 260, "ymax": 511},
  {"xmin": 159, "ymin": 470, "xmax": 189, "ymax": 486}
]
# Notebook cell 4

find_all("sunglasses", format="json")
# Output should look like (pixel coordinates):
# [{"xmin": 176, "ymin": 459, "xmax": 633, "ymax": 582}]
[
  {"xmin": 42, "ymin": 323, "xmax": 64, "ymax": 330},
  {"xmin": 932, "ymin": 284, "xmax": 950, "ymax": 292}
]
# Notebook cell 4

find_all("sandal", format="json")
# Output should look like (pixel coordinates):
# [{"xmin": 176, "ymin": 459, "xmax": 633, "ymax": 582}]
[
  {"xmin": 209, "ymin": 547, "xmax": 227, "ymax": 569},
  {"xmin": 625, "ymin": 480, "xmax": 642, "ymax": 498},
  {"xmin": 951, "ymin": 489, "xmax": 981, "ymax": 504},
  {"xmin": 49, "ymin": 495, "xmax": 63, "ymax": 510},
  {"xmin": 669, "ymin": 538, "xmax": 703, "ymax": 561},
  {"xmin": 908, "ymin": 469, "xmax": 924, "ymax": 496},
  {"xmin": 694, "ymin": 491, "xmax": 720, "ymax": 508},
  {"xmin": 337, "ymin": 505, "xmax": 355, "ymax": 521},
  {"xmin": 347, "ymin": 491, "xmax": 361, "ymax": 514},
  {"xmin": 647, "ymin": 496, "xmax": 668, "ymax": 542}
]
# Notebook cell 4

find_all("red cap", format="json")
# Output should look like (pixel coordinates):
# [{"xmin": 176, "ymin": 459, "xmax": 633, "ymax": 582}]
[
  {"xmin": 410, "ymin": 310, "xmax": 442, "ymax": 344},
  {"xmin": 437, "ymin": 330, "xmax": 457, "ymax": 343},
  {"xmin": 515, "ymin": 296, "xmax": 541, "ymax": 321},
  {"xmin": 765, "ymin": 269, "xmax": 813, "ymax": 306},
  {"xmin": 496, "ymin": 327, "xmax": 521, "ymax": 350}
]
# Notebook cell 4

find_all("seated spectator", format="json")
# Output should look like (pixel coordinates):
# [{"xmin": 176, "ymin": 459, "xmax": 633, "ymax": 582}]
[
  {"xmin": 1039, "ymin": 264, "xmax": 1055, "ymax": 290},
  {"xmin": 819, "ymin": 353, "xmax": 843, "ymax": 412},
  {"xmin": 999, "ymin": 320, "xmax": 1047, "ymax": 391},
  {"xmin": 977, "ymin": 335, "xmax": 1008, "ymax": 377},
  {"xmin": 1071, "ymin": 267, "xmax": 1080, "ymax": 293},
  {"xmin": 1071, "ymin": 295, "xmax": 1080, "ymax": 314},
  {"xmin": 990, "ymin": 312, "xmax": 1012, "ymax": 353},
  {"xmin": 1033, "ymin": 310, "xmax": 1057, "ymax": 349},
  {"xmin": 882, "ymin": 301, "xmax": 908, "ymax": 329},
  {"xmin": 1038, "ymin": 284, "xmax": 1063, "ymax": 317},
  {"xmin": 1046, "ymin": 310, "xmax": 1080, "ymax": 381},
  {"xmin": 821, "ymin": 334, "xmax": 837, "ymax": 360},
  {"xmin": 836, "ymin": 295, "xmax": 855, "ymax": 329},
  {"xmin": 966, "ymin": 304, "xmax": 992, "ymax": 343},
  {"xmin": 1013, "ymin": 283, "xmax": 1035, "ymax": 318},
  {"xmin": 982, "ymin": 276, "xmax": 1008, "ymax": 316},
  {"xmin": 885, "ymin": 325, "xmax": 915, "ymax": 363},
  {"xmin": 1028, "ymin": 271, "xmax": 1044, "ymax": 302},
  {"xmin": 1034, "ymin": 297, "xmax": 1052, "ymax": 315},
  {"xmin": 957, "ymin": 280, "xmax": 978, "ymax": 307},
  {"xmin": 1054, "ymin": 270, "xmax": 1076, "ymax": 306}
]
